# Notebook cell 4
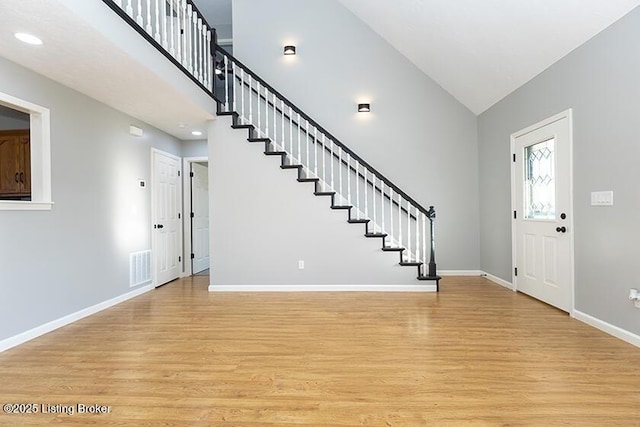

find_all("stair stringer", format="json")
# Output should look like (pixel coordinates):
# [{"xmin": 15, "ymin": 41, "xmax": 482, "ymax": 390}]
[{"xmin": 208, "ymin": 115, "xmax": 436, "ymax": 291}]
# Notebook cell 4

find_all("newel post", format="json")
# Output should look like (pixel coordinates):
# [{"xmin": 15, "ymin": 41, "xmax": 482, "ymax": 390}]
[{"xmin": 426, "ymin": 206, "xmax": 441, "ymax": 291}]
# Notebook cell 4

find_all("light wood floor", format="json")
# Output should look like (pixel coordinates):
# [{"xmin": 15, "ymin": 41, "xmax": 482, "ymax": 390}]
[{"xmin": 1, "ymin": 277, "xmax": 639, "ymax": 426}]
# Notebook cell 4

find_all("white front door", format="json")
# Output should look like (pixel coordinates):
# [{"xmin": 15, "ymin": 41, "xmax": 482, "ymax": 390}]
[
  {"xmin": 191, "ymin": 162, "xmax": 210, "ymax": 274},
  {"xmin": 152, "ymin": 149, "xmax": 181, "ymax": 287},
  {"xmin": 512, "ymin": 110, "xmax": 573, "ymax": 312}
]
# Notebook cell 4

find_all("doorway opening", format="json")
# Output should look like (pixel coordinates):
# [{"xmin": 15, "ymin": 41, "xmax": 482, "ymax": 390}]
[{"xmin": 182, "ymin": 157, "xmax": 210, "ymax": 277}]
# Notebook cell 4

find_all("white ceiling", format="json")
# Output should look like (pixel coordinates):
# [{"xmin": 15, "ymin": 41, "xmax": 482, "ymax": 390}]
[{"xmin": 338, "ymin": 0, "xmax": 640, "ymax": 114}]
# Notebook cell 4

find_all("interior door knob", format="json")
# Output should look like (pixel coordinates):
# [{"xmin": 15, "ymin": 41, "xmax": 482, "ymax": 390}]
[
  {"xmin": 157, "ymin": 224, "xmax": 164, "ymax": 229},
  {"xmin": 556, "ymin": 226, "xmax": 566, "ymax": 233}
]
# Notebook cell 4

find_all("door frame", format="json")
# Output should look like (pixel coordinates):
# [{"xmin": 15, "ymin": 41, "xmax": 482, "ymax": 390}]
[
  {"xmin": 151, "ymin": 148, "xmax": 183, "ymax": 287},
  {"xmin": 510, "ymin": 109, "xmax": 575, "ymax": 315},
  {"xmin": 182, "ymin": 156, "xmax": 208, "ymax": 277}
]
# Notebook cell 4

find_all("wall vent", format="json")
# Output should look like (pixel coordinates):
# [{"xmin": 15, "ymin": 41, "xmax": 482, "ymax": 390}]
[{"xmin": 130, "ymin": 250, "xmax": 152, "ymax": 287}]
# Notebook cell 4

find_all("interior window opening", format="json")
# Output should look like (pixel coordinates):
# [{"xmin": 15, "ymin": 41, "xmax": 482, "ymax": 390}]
[{"xmin": 0, "ymin": 104, "xmax": 31, "ymax": 201}]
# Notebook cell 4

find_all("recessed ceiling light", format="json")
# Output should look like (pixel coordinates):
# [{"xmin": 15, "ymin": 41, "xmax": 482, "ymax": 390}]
[
  {"xmin": 191, "ymin": 131, "xmax": 203, "ymax": 136},
  {"xmin": 14, "ymin": 32, "xmax": 43, "ymax": 46}
]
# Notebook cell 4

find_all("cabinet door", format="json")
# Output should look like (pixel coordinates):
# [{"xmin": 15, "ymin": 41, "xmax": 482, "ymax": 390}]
[{"xmin": 0, "ymin": 135, "xmax": 21, "ymax": 195}]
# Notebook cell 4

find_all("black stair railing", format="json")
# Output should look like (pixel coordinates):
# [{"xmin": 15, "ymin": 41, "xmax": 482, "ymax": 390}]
[{"xmin": 214, "ymin": 46, "xmax": 440, "ymax": 287}]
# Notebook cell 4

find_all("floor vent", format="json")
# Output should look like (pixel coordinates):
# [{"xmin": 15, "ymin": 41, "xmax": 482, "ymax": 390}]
[{"xmin": 130, "ymin": 250, "xmax": 152, "ymax": 287}]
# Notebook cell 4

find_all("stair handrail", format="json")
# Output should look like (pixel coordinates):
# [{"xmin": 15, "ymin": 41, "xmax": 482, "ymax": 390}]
[
  {"xmin": 214, "ymin": 45, "xmax": 432, "ymax": 218},
  {"xmin": 227, "ymin": 74, "xmax": 422, "ymax": 220}
]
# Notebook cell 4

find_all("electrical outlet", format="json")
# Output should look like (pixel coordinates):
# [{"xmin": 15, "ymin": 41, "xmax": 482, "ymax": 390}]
[
  {"xmin": 298, "ymin": 260, "xmax": 304, "ymax": 270},
  {"xmin": 630, "ymin": 289, "xmax": 639, "ymax": 300}
]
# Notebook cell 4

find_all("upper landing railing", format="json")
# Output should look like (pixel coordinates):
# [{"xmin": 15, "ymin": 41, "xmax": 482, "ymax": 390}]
[
  {"xmin": 102, "ymin": 0, "xmax": 440, "ymax": 280},
  {"xmin": 102, "ymin": 0, "xmax": 214, "ymax": 95}
]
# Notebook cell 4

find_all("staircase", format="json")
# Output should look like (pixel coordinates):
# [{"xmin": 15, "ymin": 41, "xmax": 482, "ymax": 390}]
[{"xmin": 102, "ymin": 0, "xmax": 441, "ymax": 290}]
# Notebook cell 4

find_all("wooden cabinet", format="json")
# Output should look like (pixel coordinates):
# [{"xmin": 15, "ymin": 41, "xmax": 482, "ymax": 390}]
[{"xmin": 0, "ymin": 130, "xmax": 30, "ymax": 199}]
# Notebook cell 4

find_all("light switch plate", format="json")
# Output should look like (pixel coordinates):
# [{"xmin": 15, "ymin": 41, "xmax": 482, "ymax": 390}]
[{"xmin": 591, "ymin": 191, "xmax": 613, "ymax": 206}]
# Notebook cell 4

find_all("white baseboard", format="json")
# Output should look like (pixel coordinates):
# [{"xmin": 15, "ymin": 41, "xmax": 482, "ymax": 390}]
[
  {"xmin": 0, "ymin": 284, "xmax": 154, "ymax": 353},
  {"xmin": 209, "ymin": 284, "xmax": 438, "ymax": 292},
  {"xmin": 481, "ymin": 272, "xmax": 514, "ymax": 290},
  {"xmin": 573, "ymin": 310, "xmax": 640, "ymax": 349},
  {"xmin": 438, "ymin": 270, "xmax": 483, "ymax": 276}
]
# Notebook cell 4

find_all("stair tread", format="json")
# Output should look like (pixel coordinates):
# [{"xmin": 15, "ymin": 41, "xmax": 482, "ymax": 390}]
[
  {"xmin": 280, "ymin": 164, "xmax": 303, "ymax": 169},
  {"xmin": 297, "ymin": 178, "xmax": 320, "ymax": 182},
  {"xmin": 348, "ymin": 219, "xmax": 370, "ymax": 224},
  {"xmin": 331, "ymin": 205, "xmax": 352, "ymax": 210},
  {"xmin": 314, "ymin": 191, "xmax": 336, "ymax": 196},
  {"xmin": 365, "ymin": 233, "xmax": 387, "ymax": 238},
  {"xmin": 400, "ymin": 262, "xmax": 422, "ymax": 266},
  {"xmin": 417, "ymin": 275, "xmax": 442, "ymax": 280},
  {"xmin": 264, "ymin": 151, "xmax": 286, "ymax": 156},
  {"xmin": 232, "ymin": 124, "xmax": 254, "ymax": 129},
  {"xmin": 382, "ymin": 247, "xmax": 405, "ymax": 252},
  {"xmin": 248, "ymin": 138, "xmax": 271, "ymax": 142}
]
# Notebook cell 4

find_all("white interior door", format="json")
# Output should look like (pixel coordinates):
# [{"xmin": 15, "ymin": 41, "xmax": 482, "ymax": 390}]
[
  {"xmin": 512, "ymin": 111, "xmax": 573, "ymax": 312},
  {"xmin": 191, "ymin": 162, "xmax": 210, "ymax": 274},
  {"xmin": 152, "ymin": 149, "xmax": 181, "ymax": 287}
]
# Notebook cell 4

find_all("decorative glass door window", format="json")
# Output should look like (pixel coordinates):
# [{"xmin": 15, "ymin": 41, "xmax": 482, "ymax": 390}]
[{"xmin": 524, "ymin": 138, "xmax": 555, "ymax": 219}]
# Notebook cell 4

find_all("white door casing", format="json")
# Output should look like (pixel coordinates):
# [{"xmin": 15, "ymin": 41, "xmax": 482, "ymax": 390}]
[
  {"xmin": 511, "ymin": 110, "xmax": 574, "ymax": 313},
  {"xmin": 152, "ymin": 149, "xmax": 182, "ymax": 287},
  {"xmin": 191, "ymin": 162, "xmax": 210, "ymax": 274}
]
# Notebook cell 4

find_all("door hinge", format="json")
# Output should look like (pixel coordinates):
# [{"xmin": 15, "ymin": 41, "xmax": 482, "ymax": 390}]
[
  {"xmin": 513, "ymin": 153, "xmax": 516, "ymax": 162},
  {"xmin": 178, "ymin": 213, "xmax": 181, "ymax": 219},
  {"xmin": 513, "ymin": 210, "xmax": 517, "ymax": 219},
  {"xmin": 190, "ymin": 212, "xmax": 194, "ymax": 218},
  {"xmin": 514, "ymin": 267, "xmax": 518, "ymax": 277},
  {"xmin": 191, "ymin": 253, "xmax": 195, "ymax": 259},
  {"xmin": 190, "ymin": 172, "xmax": 194, "ymax": 178},
  {"xmin": 178, "ymin": 170, "xmax": 181, "ymax": 177},
  {"xmin": 178, "ymin": 256, "xmax": 182, "ymax": 262}
]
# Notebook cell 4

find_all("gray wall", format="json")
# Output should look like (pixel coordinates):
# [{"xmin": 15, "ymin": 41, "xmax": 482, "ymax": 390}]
[
  {"xmin": 193, "ymin": 0, "xmax": 232, "ymax": 40},
  {"xmin": 0, "ymin": 57, "xmax": 182, "ymax": 341},
  {"xmin": 478, "ymin": 8, "xmax": 640, "ymax": 334},
  {"xmin": 0, "ymin": 105, "xmax": 29, "ymax": 130},
  {"xmin": 181, "ymin": 139, "xmax": 208, "ymax": 158},
  {"xmin": 233, "ymin": 0, "xmax": 479, "ymax": 271},
  {"xmin": 209, "ymin": 116, "xmax": 424, "ymax": 286}
]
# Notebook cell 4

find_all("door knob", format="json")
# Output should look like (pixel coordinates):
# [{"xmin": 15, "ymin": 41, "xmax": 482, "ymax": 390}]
[
  {"xmin": 556, "ymin": 226, "xmax": 566, "ymax": 233},
  {"xmin": 157, "ymin": 224, "xmax": 164, "ymax": 229}
]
